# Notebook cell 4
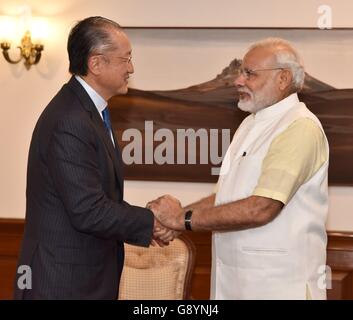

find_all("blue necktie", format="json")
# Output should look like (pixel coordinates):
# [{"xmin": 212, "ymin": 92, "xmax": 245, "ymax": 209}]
[{"xmin": 102, "ymin": 107, "xmax": 112, "ymax": 135}]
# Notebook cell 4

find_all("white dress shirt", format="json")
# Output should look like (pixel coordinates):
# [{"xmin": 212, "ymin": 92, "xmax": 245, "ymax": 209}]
[{"xmin": 75, "ymin": 75, "xmax": 115, "ymax": 145}]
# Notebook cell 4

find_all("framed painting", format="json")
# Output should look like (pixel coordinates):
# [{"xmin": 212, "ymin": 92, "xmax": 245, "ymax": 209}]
[{"xmin": 109, "ymin": 27, "xmax": 353, "ymax": 185}]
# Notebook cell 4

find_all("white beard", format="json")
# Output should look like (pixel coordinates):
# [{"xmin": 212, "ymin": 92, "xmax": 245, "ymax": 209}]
[{"xmin": 237, "ymin": 79, "xmax": 279, "ymax": 114}]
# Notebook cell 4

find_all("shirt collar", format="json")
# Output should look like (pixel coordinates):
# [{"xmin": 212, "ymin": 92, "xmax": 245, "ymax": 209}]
[
  {"xmin": 75, "ymin": 75, "xmax": 107, "ymax": 117},
  {"xmin": 252, "ymin": 93, "xmax": 300, "ymax": 122}
]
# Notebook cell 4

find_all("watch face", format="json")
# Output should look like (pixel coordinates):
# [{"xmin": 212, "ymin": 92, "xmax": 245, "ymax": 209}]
[{"xmin": 185, "ymin": 210, "xmax": 193, "ymax": 230}]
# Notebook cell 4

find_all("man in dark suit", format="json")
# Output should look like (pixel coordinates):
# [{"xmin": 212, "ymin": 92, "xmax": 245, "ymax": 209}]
[{"xmin": 14, "ymin": 16, "xmax": 173, "ymax": 300}]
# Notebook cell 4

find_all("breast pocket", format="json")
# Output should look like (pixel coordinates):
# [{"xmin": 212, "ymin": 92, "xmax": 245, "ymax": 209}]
[
  {"xmin": 220, "ymin": 154, "xmax": 263, "ymax": 200},
  {"xmin": 237, "ymin": 153, "xmax": 263, "ymax": 181}
]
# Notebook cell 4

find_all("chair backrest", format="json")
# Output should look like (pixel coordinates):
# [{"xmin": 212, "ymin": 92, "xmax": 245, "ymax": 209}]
[{"xmin": 118, "ymin": 233, "xmax": 196, "ymax": 300}]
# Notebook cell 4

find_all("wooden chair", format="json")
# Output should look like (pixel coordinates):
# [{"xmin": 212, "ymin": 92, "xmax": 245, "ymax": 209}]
[{"xmin": 118, "ymin": 233, "xmax": 196, "ymax": 300}]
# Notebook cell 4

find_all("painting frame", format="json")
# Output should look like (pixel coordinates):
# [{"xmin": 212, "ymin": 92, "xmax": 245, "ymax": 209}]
[{"xmin": 109, "ymin": 27, "xmax": 353, "ymax": 186}]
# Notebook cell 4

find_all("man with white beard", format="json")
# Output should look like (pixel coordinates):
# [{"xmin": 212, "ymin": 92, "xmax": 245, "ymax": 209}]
[{"xmin": 149, "ymin": 38, "xmax": 329, "ymax": 300}]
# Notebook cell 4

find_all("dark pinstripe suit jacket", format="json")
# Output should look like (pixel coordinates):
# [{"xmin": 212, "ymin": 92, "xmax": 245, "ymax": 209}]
[{"xmin": 14, "ymin": 76, "xmax": 154, "ymax": 300}]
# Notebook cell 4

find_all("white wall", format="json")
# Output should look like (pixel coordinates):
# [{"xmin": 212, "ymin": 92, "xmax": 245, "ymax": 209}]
[
  {"xmin": 3, "ymin": 0, "xmax": 352, "ymax": 27},
  {"xmin": 0, "ymin": 0, "xmax": 352, "ymax": 232}
]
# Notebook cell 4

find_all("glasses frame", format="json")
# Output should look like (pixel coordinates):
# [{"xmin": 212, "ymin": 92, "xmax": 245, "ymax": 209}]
[
  {"xmin": 95, "ymin": 53, "xmax": 132, "ymax": 64},
  {"xmin": 116, "ymin": 55, "xmax": 132, "ymax": 64},
  {"xmin": 239, "ymin": 67, "xmax": 285, "ymax": 80}
]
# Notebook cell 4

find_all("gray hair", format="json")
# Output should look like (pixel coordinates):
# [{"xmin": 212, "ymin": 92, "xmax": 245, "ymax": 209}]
[{"xmin": 249, "ymin": 38, "xmax": 305, "ymax": 91}]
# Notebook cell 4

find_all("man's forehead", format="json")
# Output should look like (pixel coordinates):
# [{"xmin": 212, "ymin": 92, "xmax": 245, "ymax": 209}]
[
  {"xmin": 111, "ymin": 30, "xmax": 132, "ymax": 52},
  {"xmin": 243, "ymin": 47, "xmax": 275, "ymax": 68},
  {"xmin": 111, "ymin": 29, "xmax": 128, "ymax": 43}
]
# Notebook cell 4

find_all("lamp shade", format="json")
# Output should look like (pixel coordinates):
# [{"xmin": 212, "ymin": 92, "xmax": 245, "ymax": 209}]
[{"xmin": 0, "ymin": 16, "xmax": 18, "ymax": 43}]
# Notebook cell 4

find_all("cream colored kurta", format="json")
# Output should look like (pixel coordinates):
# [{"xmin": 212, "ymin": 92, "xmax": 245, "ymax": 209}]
[{"xmin": 211, "ymin": 93, "xmax": 329, "ymax": 300}]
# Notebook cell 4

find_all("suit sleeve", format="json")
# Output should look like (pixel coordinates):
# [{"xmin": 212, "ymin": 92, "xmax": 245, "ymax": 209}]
[{"xmin": 47, "ymin": 117, "xmax": 154, "ymax": 247}]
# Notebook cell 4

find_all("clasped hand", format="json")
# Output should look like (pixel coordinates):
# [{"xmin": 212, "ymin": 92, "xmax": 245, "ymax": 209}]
[{"xmin": 146, "ymin": 194, "xmax": 185, "ymax": 247}]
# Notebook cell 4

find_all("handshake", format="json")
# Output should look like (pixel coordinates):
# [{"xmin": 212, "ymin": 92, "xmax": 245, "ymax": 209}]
[{"xmin": 146, "ymin": 194, "xmax": 186, "ymax": 247}]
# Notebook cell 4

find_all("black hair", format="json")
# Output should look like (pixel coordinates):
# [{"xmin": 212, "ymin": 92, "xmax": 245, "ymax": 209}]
[{"xmin": 67, "ymin": 16, "xmax": 121, "ymax": 76}]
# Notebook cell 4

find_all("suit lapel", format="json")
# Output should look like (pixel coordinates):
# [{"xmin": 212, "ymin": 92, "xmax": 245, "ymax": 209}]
[
  {"xmin": 66, "ymin": 76, "xmax": 124, "ymax": 193},
  {"xmin": 111, "ymin": 129, "xmax": 124, "ymax": 194}
]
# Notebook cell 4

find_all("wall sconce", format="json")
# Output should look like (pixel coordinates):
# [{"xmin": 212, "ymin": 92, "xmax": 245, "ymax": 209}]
[
  {"xmin": 1, "ymin": 31, "xmax": 44, "ymax": 70},
  {"xmin": 0, "ymin": 14, "xmax": 48, "ymax": 70}
]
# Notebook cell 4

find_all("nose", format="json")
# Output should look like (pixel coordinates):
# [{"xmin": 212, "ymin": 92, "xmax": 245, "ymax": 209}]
[
  {"xmin": 128, "ymin": 61, "xmax": 134, "ymax": 74},
  {"xmin": 234, "ymin": 72, "xmax": 246, "ymax": 88},
  {"xmin": 234, "ymin": 73, "xmax": 246, "ymax": 88}
]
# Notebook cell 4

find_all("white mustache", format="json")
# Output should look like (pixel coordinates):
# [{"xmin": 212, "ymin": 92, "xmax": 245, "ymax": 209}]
[{"xmin": 238, "ymin": 88, "xmax": 253, "ymax": 97}]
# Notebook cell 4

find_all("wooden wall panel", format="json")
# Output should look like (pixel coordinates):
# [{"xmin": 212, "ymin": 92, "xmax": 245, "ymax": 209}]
[
  {"xmin": 0, "ymin": 219, "xmax": 24, "ymax": 300},
  {"xmin": 328, "ymin": 271, "xmax": 353, "ymax": 300},
  {"xmin": 1, "ymin": 219, "xmax": 353, "ymax": 300},
  {"xmin": 326, "ymin": 232, "xmax": 353, "ymax": 300}
]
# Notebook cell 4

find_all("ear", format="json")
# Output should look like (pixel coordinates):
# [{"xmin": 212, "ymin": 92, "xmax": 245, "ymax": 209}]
[
  {"xmin": 87, "ymin": 55, "xmax": 102, "ymax": 76},
  {"xmin": 278, "ymin": 69, "xmax": 292, "ymax": 91}
]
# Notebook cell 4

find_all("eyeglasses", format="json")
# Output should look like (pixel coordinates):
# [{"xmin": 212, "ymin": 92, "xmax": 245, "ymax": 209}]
[
  {"xmin": 239, "ymin": 67, "xmax": 285, "ymax": 80},
  {"xmin": 116, "ymin": 55, "xmax": 132, "ymax": 64},
  {"xmin": 96, "ymin": 53, "xmax": 132, "ymax": 64}
]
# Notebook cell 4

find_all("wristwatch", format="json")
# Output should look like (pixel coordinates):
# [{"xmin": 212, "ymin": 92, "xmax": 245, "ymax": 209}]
[{"xmin": 184, "ymin": 210, "xmax": 193, "ymax": 231}]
